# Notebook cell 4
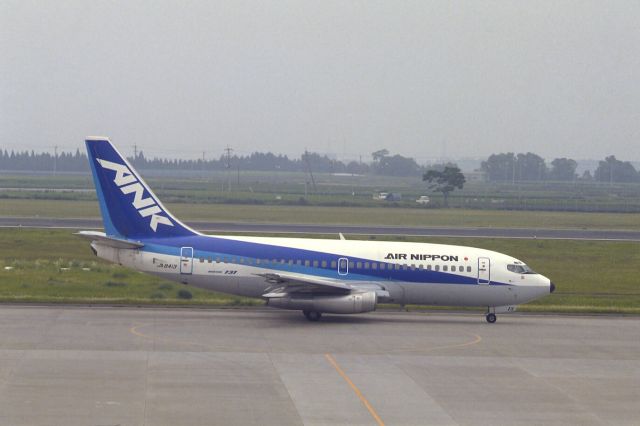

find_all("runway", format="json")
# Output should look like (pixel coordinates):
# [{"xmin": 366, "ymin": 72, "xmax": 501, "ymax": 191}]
[
  {"xmin": 0, "ymin": 306, "xmax": 638, "ymax": 425},
  {"xmin": 2, "ymin": 216, "xmax": 640, "ymax": 241}
]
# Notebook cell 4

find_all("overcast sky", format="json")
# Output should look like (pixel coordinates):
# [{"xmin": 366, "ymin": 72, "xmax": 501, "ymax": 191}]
[{"xmin": 2, "ymin": 1, "xmax": 639, "ymax": 162}]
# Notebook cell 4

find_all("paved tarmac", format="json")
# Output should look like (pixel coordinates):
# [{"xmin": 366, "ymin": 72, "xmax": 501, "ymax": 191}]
[
  {"xmin": 2, "ymin": 216, "xmax": 640, "ymax": 241},
  {"xmin": 0, "ymin": 306, "xmax": 638, "ymax": 426}
]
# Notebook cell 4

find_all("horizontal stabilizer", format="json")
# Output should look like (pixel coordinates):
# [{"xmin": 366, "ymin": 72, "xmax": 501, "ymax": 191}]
[{"xmin": 74, "ymin": 231, "xmax": 144, "ymax": 249}]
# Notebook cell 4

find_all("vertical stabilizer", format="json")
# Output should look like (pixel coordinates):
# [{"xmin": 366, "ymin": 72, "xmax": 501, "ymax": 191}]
[{"xmin": 85, "ymin": 137, "xmax": 197, "ymax": 239}]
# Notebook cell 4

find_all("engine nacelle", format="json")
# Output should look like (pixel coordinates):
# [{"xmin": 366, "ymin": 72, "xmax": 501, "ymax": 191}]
[{"xmin": 267, "ymin": 291, "xmax": 377, "ymax": 314}]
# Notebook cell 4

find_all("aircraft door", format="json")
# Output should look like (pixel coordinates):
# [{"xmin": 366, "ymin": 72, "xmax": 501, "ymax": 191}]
[
  {"xmin": 180, "ymin": 247, "xmax": 193, "ymax": 275},
  {"xmin": 338, "ymin": 257, "xmax": 349, "ymax": 276},
  {"xmin": 478, "ymin": 257, "xmax": 490, "ymax": 284}
]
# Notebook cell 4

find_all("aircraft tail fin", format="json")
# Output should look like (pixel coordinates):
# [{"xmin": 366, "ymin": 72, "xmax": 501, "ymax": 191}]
[{"xmin": 85, "ymin": 137, "xmax": 197, "ymax": 239}]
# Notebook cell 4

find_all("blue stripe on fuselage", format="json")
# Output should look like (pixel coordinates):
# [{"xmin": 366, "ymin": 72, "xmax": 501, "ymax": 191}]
[{"xmin": 141, "ymin": 235, "xmax": 508, "ymax": 286}]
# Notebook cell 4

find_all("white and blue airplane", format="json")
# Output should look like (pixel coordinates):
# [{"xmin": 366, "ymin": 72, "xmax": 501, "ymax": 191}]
[{"xmin": 78, "ymin": 137, "xmax": 554, "ymax": 323}]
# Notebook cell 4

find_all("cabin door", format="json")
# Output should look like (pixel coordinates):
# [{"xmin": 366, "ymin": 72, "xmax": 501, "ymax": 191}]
[
  {"xmin": 180, "ymin": 247, "xmax": 194, "ymax": 275},
  {"xmin": 477, "ymin": 257, "xmax": 490, "ymax": 284},
  {"xmin": 338, "ymin": 257, "xmax": 349, "ymax": 276}
]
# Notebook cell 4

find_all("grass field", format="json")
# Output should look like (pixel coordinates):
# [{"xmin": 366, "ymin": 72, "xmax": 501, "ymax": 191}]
[
  {"xmin": 1, "ymin": 198, "xmax": 640, "ymax": 230},
  {"xmin": 0, "ymin": 228, "xmax": 638, "ymax": 313}
]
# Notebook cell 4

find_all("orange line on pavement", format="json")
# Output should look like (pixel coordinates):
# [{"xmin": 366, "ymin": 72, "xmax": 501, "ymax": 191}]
[{"xmin": 324, "ymin": 353, "xmax": 385, "ymax": 426}]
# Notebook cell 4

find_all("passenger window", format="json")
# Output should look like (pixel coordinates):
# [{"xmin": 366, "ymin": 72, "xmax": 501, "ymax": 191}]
[
  {"xmin": 216, "ymin": 257, "xmax": 221, "ymax": 263},
  {"xmin": 280, "ymin": 259, "xmax": 285, "ymax": 264},
  {"xmin": 199, "ymin": 258, "xmax": 204, "ymax": 263},
  {"xmin": 427, "ymin": 265, "xmax": 432, "ymax": 270},
  {"xmin": 418, "ymin": 264, "xmax": 423, "ymax": 270},
  {"xmin": 443, "ymin": 265, "xmax": 448, "ymax": 271},
  {"xmin": 356, "ymin": 262, "xmax": 362, "ymax": 269},
  {"xmin": 410, "ymin": 264, "xmax": 416, "ymax": 271},
  {"xmin": 467, "ymin": 266, "xmax": 472, "ymax": 272},
  {"xmin": 380, "ymin": 263, "xmax": 386, "ymax": 270},
  {"xmin": 395, "ymin": 264, "xmax": 400, "ymax": 270},
  {"xmin": 459, "ymin": 266, "xmax": 464, "ymax": 272},
  {"xmin": 256, "ymin": 259, "xmax": 261, "ymax": 265},
  {"xmin": 305, "ymin": 260, "xmax": 310, "ymax": 267},
  {"xmin": 288, "ymin": 259, "xmax": 293, "ymax": 265},
  {"xmin": 231, "ymin": 258, "xmax": 236, "ymax": 263},
  {"xmin": 321, "ymin": 260, "xmax": 327, "ymax": 267},
  {"xmin": 364, "ymin": 262, "xmax": 370, "ymax": 269},
  {"xmin": 349, "ymin": 261, "xmax": 355, "ymax": 268},
  {"xmin": 297, "ymin": 260, "xmax": 302, "ymax": 265},
  {"xmin": 208, "ymin": 257, "xmax": 212, "ymax": 263},
  {"xmin": 435, "ymin": 265, "xmax": 440, "ymax": 271},
  {"xmin": 313, "ymin": 260, "xmax": 319, "ymax": 267},
  {"xmin": 372, "ymin": 263, "xmax": 378, "ymax": 270},
  {"xmin": 331, "ymin": 260, "xmax": 337, "ymax": 268}
]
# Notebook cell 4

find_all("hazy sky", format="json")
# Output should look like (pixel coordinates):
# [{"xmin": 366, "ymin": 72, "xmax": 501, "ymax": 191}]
[{"xmin": 2, "ymin": 1, "xmax": 639, "ymax": 162}]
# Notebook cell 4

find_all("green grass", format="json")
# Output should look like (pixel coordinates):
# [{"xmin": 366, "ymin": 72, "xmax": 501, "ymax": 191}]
[
  {"xmin": 0, "ymin": 228, "xmax": 639, "ymax": 313},
  {"xmin": 0, "ymin": 229, "xmax": 259, "ymax": 305},
  {"xmin": 1, "ymin": 198, "xmax": 639, "ymax": 230}
]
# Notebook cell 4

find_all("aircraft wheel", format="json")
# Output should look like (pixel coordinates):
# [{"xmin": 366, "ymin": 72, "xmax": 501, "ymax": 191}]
[
  {"xmin": 303, "ymin": 310, "xmax": 322, "ymax": 322},
  {"xmin": 486, "ymin": 313, "xmax": 497, "ymax": 323}
]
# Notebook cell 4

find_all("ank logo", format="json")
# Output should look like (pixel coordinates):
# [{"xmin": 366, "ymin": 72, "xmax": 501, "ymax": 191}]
[{"xmin": 97, "ymin": 158, "xmax": 174, "ymax": 231}]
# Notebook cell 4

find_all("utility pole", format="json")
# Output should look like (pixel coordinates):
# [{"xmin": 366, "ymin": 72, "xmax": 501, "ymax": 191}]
[
  {"xmin": 304, "ymin": 149, "xmax": 317, "ymax": 192},
  {"xmin": 53, "ymin": 146, "xmax": 58, "ymax": 175},
  {"xmin": 224, "ymin": 146, "xmax": 233, "ymax": 192}
]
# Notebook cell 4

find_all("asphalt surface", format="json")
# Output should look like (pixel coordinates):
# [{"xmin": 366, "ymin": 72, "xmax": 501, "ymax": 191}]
[
  {"xmin": 0, "ymin": 306, "xmax": 638, "ymax": 426},
  {"xmin": 2, "ymin": 216, "xmax": 640, "ymax": 240}
]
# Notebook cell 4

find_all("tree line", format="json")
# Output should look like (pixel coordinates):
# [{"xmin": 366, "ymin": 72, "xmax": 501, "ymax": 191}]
[
  {"xmin": 0, "ymin": 147, "xmax": 419, "ymax": 176},
  {"xmin": 1, "ymin": 147, "xmax": 638, "ymax": 182},
  {"xmin": 481, "ymin": 152, "xmax": 640, "ymax": 183}
]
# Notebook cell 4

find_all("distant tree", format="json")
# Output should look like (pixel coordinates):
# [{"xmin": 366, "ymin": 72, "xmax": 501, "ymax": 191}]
[
  {"xmin": 481, "ymin": 152, "xmax": 547, "ymax": 181},
  {"xmin": 345, "ymin": 161, "xmax": 370, "ymax": 175},
  {"xmin": 423, "ymin": 166, "xmax": 466, "ymax": 208},
  {"xmin": 481, "ymin": 153, "xmax": 516, "ymax": 181},
  {"xmin": 374, "ymin": 154, "xmax": 422, "ymax": 177},
  {"xmin": 581, "ymin": 170, "xmax": 593, "ymax": 181},
  {"xmin": 371, "ymin": 149, "xmax": 389, "ymax": 162},
  {"xmin": 516, "ymin": 152, "xmax": 547, "ymax": 181},
  {"xmin": 548, "ymin": 158, "xmax": 578, "ymax": 181},
  {"xmin": 425, "ymin": 162, "xmax": 458, "ymax": 172},
  {"xmin": 594, "ymin": 155, "xmax": 639, "ymax": 183}
]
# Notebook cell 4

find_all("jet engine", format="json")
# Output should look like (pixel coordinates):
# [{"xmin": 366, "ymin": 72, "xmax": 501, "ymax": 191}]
[{"xmin": 267, "ymin": 291, "xmax": 377, "ymax": 314}]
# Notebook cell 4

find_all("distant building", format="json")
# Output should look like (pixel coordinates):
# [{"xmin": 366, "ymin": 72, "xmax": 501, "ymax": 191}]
[{"xmin": 464, "ymin": 170, "xmax": 487, "ymax": 182}]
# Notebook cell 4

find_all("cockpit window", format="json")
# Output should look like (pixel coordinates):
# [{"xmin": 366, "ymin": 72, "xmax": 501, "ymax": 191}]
[{"xmin": 507, "ymin": 264, "xmax": 536, "ymax": 274}]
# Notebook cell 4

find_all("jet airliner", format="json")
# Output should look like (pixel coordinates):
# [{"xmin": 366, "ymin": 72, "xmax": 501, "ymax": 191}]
[{"xmin": 78, "ymin": 137, "xmax": 554, "ymax": 323}]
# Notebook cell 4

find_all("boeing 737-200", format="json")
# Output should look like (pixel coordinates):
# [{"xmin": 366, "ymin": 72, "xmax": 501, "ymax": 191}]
[{"xmin": 77, "ymin": 137, "xmax": 555, "ymax": 323}]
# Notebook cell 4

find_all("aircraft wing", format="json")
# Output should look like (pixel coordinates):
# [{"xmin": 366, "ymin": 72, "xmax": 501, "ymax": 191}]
[{"xmin": 258, "ymin": 271, "xmax": 388, "ymax": 298}]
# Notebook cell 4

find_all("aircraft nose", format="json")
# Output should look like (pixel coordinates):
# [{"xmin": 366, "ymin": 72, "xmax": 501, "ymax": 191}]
[{"xmin": 550, "ymin": 282, "xmax": 556, "ymax": 293}]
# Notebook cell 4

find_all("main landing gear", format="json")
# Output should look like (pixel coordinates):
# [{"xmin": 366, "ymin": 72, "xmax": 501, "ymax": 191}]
[
  {"xmin": 485, "ymin": 312, "xmax": 497, "ymax": 323},
  {"xmin": 303, "ymin": 310, "xmax": 322, "ymax": 322}
]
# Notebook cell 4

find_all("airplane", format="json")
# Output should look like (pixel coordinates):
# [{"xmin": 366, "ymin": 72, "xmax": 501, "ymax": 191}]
[{"xmin": 77, "ymin": 137, "xmax": 555, "ymax": 323}]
